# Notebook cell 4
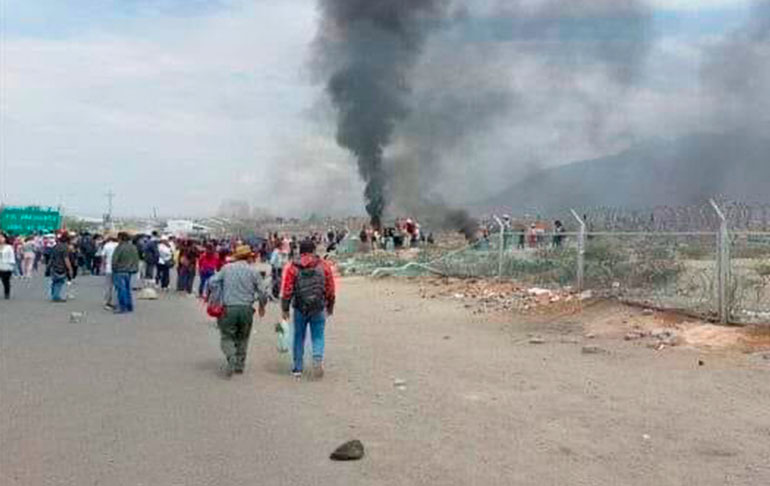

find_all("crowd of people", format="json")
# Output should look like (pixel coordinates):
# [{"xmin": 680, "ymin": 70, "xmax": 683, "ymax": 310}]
[
  {"xmin": 477, "ymin": 216, "xmax": 569, "ymax": 250},
  {"xmin": 358, "ymin": 218, "xmax": 435, "ymax": 251},
  {"xmin": 0, "ymin": 228, "xmax": 338, "ymax": 382}
]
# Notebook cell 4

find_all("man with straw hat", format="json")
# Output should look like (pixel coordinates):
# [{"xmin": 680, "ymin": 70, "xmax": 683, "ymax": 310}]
[{"xmin": 208, "ymin": 244, "xmax": 268, "ymax": 377}]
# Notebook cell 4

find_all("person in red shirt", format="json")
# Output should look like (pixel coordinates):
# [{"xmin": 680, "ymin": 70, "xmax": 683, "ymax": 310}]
[
  {"xmin": 281, "ymin": 239, "xmax": 336, "ymax": 380},
  {"xmin": 197, "ymin": 244, "xmax": 221, "ymax": 298}
]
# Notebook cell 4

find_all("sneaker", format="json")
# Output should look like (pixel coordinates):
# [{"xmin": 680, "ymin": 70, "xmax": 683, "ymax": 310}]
[{"xmin": 292, "ymin": 370, "xmax": 302, "ymax": 381}]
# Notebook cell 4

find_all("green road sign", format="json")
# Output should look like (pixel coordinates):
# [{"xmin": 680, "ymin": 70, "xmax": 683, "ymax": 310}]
[{"xmin": 0, "ymin": 206, "xmax": 61, "ymax": 235}]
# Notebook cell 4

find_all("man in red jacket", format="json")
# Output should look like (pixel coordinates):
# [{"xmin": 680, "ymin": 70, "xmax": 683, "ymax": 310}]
[{"xmin": 281, "ymin": 239, "xmax": 336, "ymax": 380}]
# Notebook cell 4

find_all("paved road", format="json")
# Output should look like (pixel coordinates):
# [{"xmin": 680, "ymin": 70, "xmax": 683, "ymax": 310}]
[{"xmin": 1, "ymin": 273, "xmax": 769, "ymax": 485}]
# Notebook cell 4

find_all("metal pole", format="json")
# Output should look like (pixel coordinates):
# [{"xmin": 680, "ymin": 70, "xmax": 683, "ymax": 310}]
[
  {"xmin": 570, "ymin": 210, "xmax": 586, "ymax": 292},
  {"xmin": 710, "ymin": 199, "xmax": 729, "ymax": 324},
  {"xmin": 493, "ymin": 215, "xmax": 505, "ymax": 280}
]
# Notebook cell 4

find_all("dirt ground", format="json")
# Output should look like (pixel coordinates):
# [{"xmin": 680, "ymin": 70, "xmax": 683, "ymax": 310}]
[
  {"xmin": 1, "ymin": 274, "xmax": 769, "ymax": 485},
  {"xmin": 324, "ymin": 276, "xmax": 770, "ymax": 485}
]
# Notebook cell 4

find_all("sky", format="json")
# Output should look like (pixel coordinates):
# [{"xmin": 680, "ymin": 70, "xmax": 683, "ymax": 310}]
[{"xmin": 0, "ymin": 0, "xmax": 756, "ymax": 218}]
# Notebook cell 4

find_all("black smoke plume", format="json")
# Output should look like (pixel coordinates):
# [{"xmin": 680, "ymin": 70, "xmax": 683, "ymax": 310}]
[
  {"xmin": 313, "ymin": 0, "xmax": 652, "ymax": 227},
  {"xmin": 315, "ymin": 0, "xmax": 446, "ymax": 228}
]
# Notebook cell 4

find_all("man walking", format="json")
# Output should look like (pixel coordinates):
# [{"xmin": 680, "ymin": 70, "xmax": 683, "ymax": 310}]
[
  {"xmin": 281, "ymin": 240, "xmax": 336, "ymax": 380},
  {"xmin": 99, "ymin": 235, "xmax": 119, "ymax": 310},
  {"xmin": 142, "ymin": 231, "xmax": 160, "ymax": 283},
  {"xmin": 208, "ymin": 245, "xmax": 268, "ymax": 377},
  {"xmin": 48, "ymin": 233, "xmax": 73, "ymax": 302},
  {"xmin": 111, "ymin": 232, "xmax": 140, "ymax": 314}
]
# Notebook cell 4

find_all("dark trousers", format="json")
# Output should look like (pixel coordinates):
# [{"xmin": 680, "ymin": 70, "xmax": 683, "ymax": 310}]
[
  {"xmin": 271, "ymin": 267, "xmax": 283, "ymax": 299},
  {"xmin": 92, "ymin": 256, "xmax": 102, "ymax": 276},
  {"xmin": 144, "ymin": 262, "xmax": 156, "ymax": 280},
  {"xmin": 0, "ymin": 271, "xmax": 11, "ymax": 299},
  {"xmin": 177, "ymin": 266, "xmax": 195, "ymax": 293},
  {"xmin": 217, "ymin": 306, "xmax": 255, "ymax": 371},
  {"xmin": 157, "ymin": 264, "xmax": 171, "ymax": 289}
]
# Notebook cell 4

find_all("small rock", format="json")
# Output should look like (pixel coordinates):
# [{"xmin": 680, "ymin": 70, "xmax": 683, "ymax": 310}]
[
  {"xmin": 624, "ymin": 331, "xmax": 647, "ymax": 341},
  {"xmin": 393, "ymin": 378, "xmax": 407, "ymax": 388},
  {"xmin": 582, "ymin": 345, "xmax": 607, "ymax": 355},
  {"xmin": 529, "ymin": 337, "xmax": 546, "ymax": 345},
  {"xmin": 642, "ymin": 434, "xmax": 651, "ymax": 441},
  {"xmin": 698, "ymin": 359, "xmax": 705, "ymax": 366},
  {"xmin": 330, "ymin": 440, "xmax": 365, "ymax": 461},
  {"xmin": 642, "ymin": 308, "xmax": 655, "ymax": 316},
  {"xmin": 585, "ymin": 333, "xmax": 596, "ymax": 339},
  {"xmin": 443, "ymin": 336, "xmax": 451, "ymax": 340}
]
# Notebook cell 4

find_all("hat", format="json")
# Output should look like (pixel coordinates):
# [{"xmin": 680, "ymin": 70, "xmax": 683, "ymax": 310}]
[
  {"xmin": 299, "ymin": 240, "xmax": 316, "ymax": 255},
  {"xmin": 232, "ymin": 245, "xmax": 254, "ymax": 261}
]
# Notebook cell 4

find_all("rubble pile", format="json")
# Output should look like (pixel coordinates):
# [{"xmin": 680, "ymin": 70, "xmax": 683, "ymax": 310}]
[{"xmin": 417, "ymin": 278, "xmax": 586, "ymax": 315}]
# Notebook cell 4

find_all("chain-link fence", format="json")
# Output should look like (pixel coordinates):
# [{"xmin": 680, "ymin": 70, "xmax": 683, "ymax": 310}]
[
  {"xmin": 361, "ymin": 232, "xmax": 768, "ymax": 326},
  {"xmin": 583, "ymin": 232, "xmax": 718, "ymax": 319},
  {"xmin": 729, "ymin": 232, "xmax": 770, "ymax": 324}
]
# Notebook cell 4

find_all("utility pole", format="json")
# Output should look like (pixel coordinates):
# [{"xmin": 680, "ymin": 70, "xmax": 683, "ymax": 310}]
[{"xmin": 105, "ymin": 190, "xmax": 115, "ymax": 230}]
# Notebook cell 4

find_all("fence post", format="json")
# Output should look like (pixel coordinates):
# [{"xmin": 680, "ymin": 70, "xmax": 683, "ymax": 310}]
[
  {"xmin": 570, "ymin": 210, "xmax": 586, "ymax": 293},
  {"xmin": 710, "ymin": 199, "xmax": 730, "ymax": 324},
  {"xmin": 493, "ymin": 215, "xmax": 505, "ymax": 280}
]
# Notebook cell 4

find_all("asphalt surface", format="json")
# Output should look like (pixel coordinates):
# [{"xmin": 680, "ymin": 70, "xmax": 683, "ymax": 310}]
[{"xmin": 1, "ymin": 273, "xmax": 769, "ymax": 485}]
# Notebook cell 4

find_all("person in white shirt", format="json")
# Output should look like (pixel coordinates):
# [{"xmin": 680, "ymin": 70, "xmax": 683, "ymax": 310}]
[
  {"xmin": 156, "ymin": 237, "xmax": 173, "ymax": 291},
  {"xmin": 0, "ymin": 232, "xmax": 17, "ymax": 299},
  {"xmin": 99, "ymin": 235, "xmax": 119, "ymax": 310}
]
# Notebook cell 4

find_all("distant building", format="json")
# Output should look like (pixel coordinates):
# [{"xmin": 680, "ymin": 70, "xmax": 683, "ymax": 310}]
[{"xmin": 165, "ymin": 219, "xmax": 211, "ymax": 237}]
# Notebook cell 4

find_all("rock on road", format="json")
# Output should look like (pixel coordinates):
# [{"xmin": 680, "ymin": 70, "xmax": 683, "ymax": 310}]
[{"xmin": 1, "ymin": 274, "xmax": 769, "ymax": 485}]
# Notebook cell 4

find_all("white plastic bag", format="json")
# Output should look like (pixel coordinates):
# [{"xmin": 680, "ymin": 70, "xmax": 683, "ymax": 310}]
[{"xmin": 276, "ymin": 319, "xmax": 292, "ymax": 354}]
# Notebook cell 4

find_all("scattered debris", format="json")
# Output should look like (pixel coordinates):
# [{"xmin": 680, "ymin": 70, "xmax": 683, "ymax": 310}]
[
  {"xmin": 642, "ymin": 308, "xmax": 655, "ymax": 316},
  {"xmin": 69, "ymin": 312, "xmax": 85, "ymax": 324},
  {"xmin": 330, "ymin": 440, "xmax": 365, "ymax": 461},
  {"xmin": 582, "ymin": 345, "xmax": 608, "ymax": 355},
  {"xmin": 529, "ymin": 337, "xmax": 546, "ymax": 345},
  {"xmin": 624, "ymin": 330, "xmax": 648, "ymax": 341},
  {"xmin": 393, "ymin": 379, "xmax": 407, "ymax": 390},
  {"xmin": 579, "ymin": 290, "xmax": 594, "ymax": 301},
  {"xmin": 698, "ymin": 359, "xmax": 705, "ymax": 366},
  {"xmin": 527, "ymin": 288, "xmax": 552, "ymax": 297},
  {"xmin": 418, "ymin": 278, "xmax": 581, "ymax": 315}
]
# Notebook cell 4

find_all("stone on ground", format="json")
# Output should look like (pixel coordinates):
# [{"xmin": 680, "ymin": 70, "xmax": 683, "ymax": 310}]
[{"xmin": 330, "ymin": 440, "xmax": 365, "ymax": 461}]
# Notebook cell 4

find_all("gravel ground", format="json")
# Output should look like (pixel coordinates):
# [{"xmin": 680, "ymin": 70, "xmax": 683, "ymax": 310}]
[{"xmin": 1, "ymin": 273, "xmax": 769, "ymax": 485}]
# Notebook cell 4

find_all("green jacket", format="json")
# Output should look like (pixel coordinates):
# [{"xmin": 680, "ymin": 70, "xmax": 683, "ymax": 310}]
[{"xmin": 112, "ymin": 242, "xmax": 140, "ymax": 274}]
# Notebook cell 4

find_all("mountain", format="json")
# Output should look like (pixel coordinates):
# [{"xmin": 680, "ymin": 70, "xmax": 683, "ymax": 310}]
[{"xmin": 483, "ymin": 133, "xmax": 770, "ymax": 213}]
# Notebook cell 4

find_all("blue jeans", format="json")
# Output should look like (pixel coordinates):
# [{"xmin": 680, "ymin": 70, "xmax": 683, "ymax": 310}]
[
  {"xmin": 113, "ymin": 272, "xmax": 134, "ymax": 312},
  {"xmin": 199, "ymin": 269, "xmax": 214, "ymax": 297},
  {"xmin": 292, "ymin": 309, "xmax": 326, "ymax": 373},
  {"xmin": 51, "ymin": 274, "xmax": 67, "ymax": 301}
]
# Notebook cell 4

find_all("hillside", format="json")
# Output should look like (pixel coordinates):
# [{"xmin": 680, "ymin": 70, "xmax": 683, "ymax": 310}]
[{"xmin": 484, "ymin": 133, "xmax": 770, "ymax": 212}]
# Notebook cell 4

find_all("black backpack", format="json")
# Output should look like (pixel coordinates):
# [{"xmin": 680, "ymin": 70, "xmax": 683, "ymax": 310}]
[{"xmin": 293, "ymin": 261, "xmax": 326, "ymax": 315}]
